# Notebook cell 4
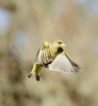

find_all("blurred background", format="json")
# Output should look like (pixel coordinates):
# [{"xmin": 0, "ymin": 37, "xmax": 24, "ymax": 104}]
[{"xmin": 0, "ymin": 0, "xmax": 98, "ymax": 106}]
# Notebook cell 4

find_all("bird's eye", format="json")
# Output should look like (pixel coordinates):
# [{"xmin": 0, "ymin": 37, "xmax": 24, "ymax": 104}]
[{"xmin": 58, "ymin": 42, "xmax": 61, "ymax": 44}]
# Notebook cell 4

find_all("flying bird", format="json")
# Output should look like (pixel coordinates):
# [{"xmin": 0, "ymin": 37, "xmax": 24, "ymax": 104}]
[{"xmin": 27, "ymin": 40, "xmax": 80, "ymax": 81}]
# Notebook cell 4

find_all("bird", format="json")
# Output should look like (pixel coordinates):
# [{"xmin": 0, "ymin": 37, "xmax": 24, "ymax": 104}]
[{"xmin": 27, "ymin": 40, "xmax": 80, "ymax": 81}]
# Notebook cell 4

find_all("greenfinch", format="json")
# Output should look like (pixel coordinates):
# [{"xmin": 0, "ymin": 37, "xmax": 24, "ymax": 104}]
[{"xmin": 27, "ymin": 40, "xmax": 80, "ymax": 81}]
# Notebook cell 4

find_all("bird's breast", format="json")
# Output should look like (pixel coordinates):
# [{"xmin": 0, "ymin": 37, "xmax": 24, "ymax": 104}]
[{"xmin": 49, "ymin": 47, "xmax": 63, "ymax": 59}]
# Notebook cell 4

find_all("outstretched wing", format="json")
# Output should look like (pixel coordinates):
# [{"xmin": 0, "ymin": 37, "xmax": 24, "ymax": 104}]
[
  {"xmin": 48, "ymin": 52, "xmax": 80, "ymax": 72},
  {"xmin": 35, "ymin": 43, "xmax": 53, "ymax": 65}
]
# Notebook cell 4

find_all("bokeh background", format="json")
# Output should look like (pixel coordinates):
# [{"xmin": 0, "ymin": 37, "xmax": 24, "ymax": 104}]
[{"xmin": 0, "ymin": 0, "xmax": 98, "ymax": 106}]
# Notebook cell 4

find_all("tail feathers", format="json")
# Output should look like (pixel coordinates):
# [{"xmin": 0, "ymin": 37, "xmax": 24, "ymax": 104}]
[
  {"xmin": 26, "ymin": 73, "xmax": 40, "ymax": 81},
  {"xmin": 35, "ymin": 74, "xmax": 40, "ymax": 81},
  {"xmin": 27, "ymin": 73, "xmax": 33, "ymax": 78}
]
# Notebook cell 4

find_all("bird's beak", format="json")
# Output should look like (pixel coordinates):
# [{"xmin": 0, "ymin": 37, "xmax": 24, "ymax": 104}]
[{"xmin": 61, "ymin": 43, "xmax": 66, "ymax": 47}]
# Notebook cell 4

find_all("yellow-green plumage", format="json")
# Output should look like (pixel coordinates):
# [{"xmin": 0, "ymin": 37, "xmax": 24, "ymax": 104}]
[
  {"xmin": 27, "ymin": 64, "xmax": 42, "ymax": 81},
  {"xmin": 27, "ymin": 40, "xmax": 80, "ymax": 81}
]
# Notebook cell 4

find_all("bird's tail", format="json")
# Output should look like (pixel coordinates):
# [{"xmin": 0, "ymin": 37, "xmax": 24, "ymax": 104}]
[
  {"xmin": 27, "ymin": 72, "xmax": 40, "ymax": 81},
  {"xmin": 26, "ymin": 63, "xmax": 43, "ymax": 81}
]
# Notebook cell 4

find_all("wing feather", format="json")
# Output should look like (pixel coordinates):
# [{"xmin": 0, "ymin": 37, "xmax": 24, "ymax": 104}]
[
  {"xmin": 35, "ymin": 44, "xmax": 53, "ymax": 65},
  {"xmin": 49, "ymin": 52, "xmax": 80, "ymax": 72}
]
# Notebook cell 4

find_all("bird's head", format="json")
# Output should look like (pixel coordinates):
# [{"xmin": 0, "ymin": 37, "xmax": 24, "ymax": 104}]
[{"xmin": 51, "ymin": 40, "xmax": 66, "ymax": 48}]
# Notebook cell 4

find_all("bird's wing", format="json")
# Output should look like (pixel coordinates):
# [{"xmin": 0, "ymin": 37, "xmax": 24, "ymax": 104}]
[
  {"xmin": 48, "ymin": 52, "xmax": 80, "ymax": 73},
  {"xmin": 35, "ymin": 45, "xmax": 53, "ymax": 65}
]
